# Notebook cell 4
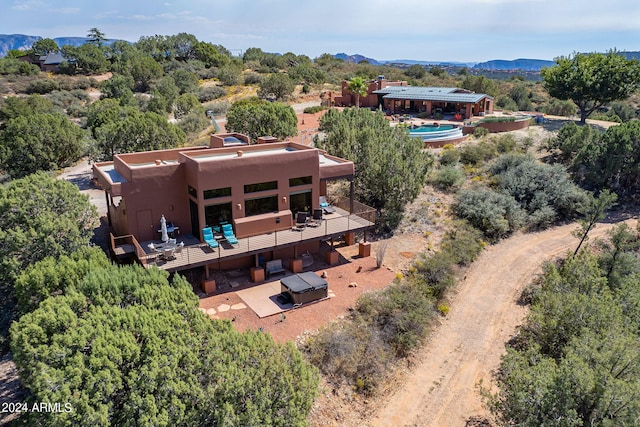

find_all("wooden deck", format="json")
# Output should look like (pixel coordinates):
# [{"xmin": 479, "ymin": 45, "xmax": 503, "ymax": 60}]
[{"xmin": 139, "ymin": 207, "xmax": 374, "ymax": 273}]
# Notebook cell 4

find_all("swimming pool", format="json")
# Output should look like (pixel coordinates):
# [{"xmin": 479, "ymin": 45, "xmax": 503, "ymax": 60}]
[{"xmin": 409, "ymin": 124, "xmax": 464, "ymax": 141}]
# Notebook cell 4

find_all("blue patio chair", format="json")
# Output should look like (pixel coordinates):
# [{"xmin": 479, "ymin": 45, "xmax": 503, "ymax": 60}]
[
  {"xmin": 222, "ymin": 223, "xmax": 238, "ymax": 245},
  {"xmin": 319, "ymin": 196, "xmax": 336, "ymax": 214},
  {"xmin": 202, "ymin": 227, "xmax": 219, "ymax": 249}
]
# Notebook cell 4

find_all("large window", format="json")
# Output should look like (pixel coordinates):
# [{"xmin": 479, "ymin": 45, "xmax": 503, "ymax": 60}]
[
  {"xmin": 204, "ymin": 202, "xmax": 232, "ymax": 227},
  {"xmin": 204, "ymin": 187, "xmax": 231, "ymax": 199},
  {"xmin": 289, "ymin": 190, "xmax": 312, "ymax": 216},
  {"xmin": 244, "ymin": 180, "xmax": 277, "ymax": 194},
  {"xmin": 245, "ymin": 195, "xmax": 279, "ymax": 217},
  {"xmin": 289, "ymin": 176, "xmax": 312, "ymax": 187}
]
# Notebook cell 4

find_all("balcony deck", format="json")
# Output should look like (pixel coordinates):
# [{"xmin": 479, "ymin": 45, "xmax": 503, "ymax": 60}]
[{"xmin": 136, "ymin": 206, "xmax": 375, "ymax": 273}]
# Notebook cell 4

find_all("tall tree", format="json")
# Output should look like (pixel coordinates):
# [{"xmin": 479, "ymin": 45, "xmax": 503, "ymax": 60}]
[
  {"xmin": 225, "ymin": 97, "xmax": 298, "ymax": 142},
  {"xmin": 542, "ymin": 50, "xmax": 640, "ymax": 124},
  {"xmin": 0, "ymin": 173, "xmax": 98, "ymax": 351},
  {"xmin": 258, "ymin": 73, "xmax": 296, "ymax": 101},
  {"xmin": 31, "ymin": 38, "xmax": 59, "ymax": 56},
  {"xmin": 0, "ymin": 113, "xmax": 86, "ymax": 178},
  {"xmin": 11, "ymin": 263, "xmax": 319, "ymax": 426},
  {"xmin": 92, "ymin": 110, "xmax": 186, "ymax": 161},
  {"xmin": 316, "ymin": 108, "xmax": 432, "ymax": 230},
  {"xmin": 345, "ymin": 76, "xmax": 368, "ymax": 108},
  {"xmin": 86, "ymin": 27, "xmax": 107, "ymax": 47},
  {"xmin": 572, "ymin": 189, "xmax": 618, "ymax": 255}
]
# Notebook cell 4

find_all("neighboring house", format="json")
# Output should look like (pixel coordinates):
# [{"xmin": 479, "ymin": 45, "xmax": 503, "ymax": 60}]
[
  {"xmin": 39, "ymin": 52, "xmax": 65, "ymax": 72},
  {"xmin": 334, "ymin": 76, "xmax": 494, "ymax": 119},
  {"xmin": 17, "ymin": 52, "xmax": 66, "ymax": 72},
  {"xmin": 93, "ymin": 133, "xmax": 375, "ymax": 276}
]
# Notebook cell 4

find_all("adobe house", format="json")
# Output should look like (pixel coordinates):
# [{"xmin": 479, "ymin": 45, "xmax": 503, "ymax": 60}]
[
  {"xmin": 334, "ymin": 76, "xmax": 493, "ymax": 119},
  {"xmin": 93, "ymin": 133, "xmax": 375, "ymax": 275}
]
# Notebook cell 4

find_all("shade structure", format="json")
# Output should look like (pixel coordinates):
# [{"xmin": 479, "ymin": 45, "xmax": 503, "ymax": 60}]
[{"xmin": 160, "ymin": 215, "xmax": 168, "ymax": 243}]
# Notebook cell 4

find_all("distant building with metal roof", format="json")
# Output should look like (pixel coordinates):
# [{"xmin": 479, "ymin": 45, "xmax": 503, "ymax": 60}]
[{"xmin": 332, "ymin": 76, "xmax": 493, "ymax": 119}]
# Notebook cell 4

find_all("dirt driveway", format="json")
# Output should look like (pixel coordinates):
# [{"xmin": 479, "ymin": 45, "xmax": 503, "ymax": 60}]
[{"xmin": 366, "ymin": 218, "xmax": 636, "ymax": 427}]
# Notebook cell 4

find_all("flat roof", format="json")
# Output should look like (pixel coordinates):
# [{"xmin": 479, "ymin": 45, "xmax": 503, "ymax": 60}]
[
  {"xmin": 97, "ymin": 164, "xmax": 127, "ymax": 183},
  {"xmin": 318, "ymin": 154, "xmax": 342, "ymax": 166},
  {"xmin": 190, "ymin": 146, "xmax": 300, "ymax": 161}
]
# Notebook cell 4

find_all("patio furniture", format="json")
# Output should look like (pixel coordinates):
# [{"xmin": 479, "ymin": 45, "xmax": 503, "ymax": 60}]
[
  {"xmin": 162, "ymin": 246, "xmax": 176, "ymax": 260},
  {"xmin": 222, "ymin": 223, "xmax": 238, "ymax": 245},
  {"xmin": 266, "ymin": 259, "xmax": 286, "ymax": 279},
  {"xmin": 319, "ymin": 196, "xmax": 336, "ymax": 214},
  {"xmin": 294, "ymin": 212, "xmax": 308, "ymax": 230},
  {"xmin": 174, "ymin": 241, "xmax": 185, "ymax": 258},
  {"xmin": 202, "ymin": 227, "xmax": 219, "ymax": 249},
  {"xmin": 307, "ymin": 208, "xmax": 323, "ymax": 227}
]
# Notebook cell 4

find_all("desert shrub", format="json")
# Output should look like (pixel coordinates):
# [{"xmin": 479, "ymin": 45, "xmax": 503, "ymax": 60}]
[
  {"xmin": 26, "ymin": 78, "xmax": 60, "ymax": 94},
  {"xmin": 431, "ymin": 165, "xmax": 464, "ymax": 191},
  {"xmin": 416, "ymin": 111, "xmax": 429, "ymax": 119},
  {"xmin": 496, "ymin": 95, "xmax": 518, "ymax": 111},
  {"xmin": 243, "ymin": 72, "xmax": 263, "ymax": 85},
  {"xmin": 490, "ymin": 153, "xmax": 586, "ymax": 228},
  {"xmin": 440, "ymin": 220, "xmax": 485, "ymax": 267},
  {"xmin": 303, "ymin": 105, "xmax": 327, "ymax": 114},
  {"xmin": 178, "ymin": 112, "xmax": 210, "ymax": 135},
  {"xmin": 412, "ymin": 250, "xmax": 457, "ymax": 299},
  {"xmin": 459, "ymin": 141, "xmax": 496, "ymax": 165},
  {"xmin": 493, "ymin": 134, "xmax": 518, "ymax": 153},
  {"xmin": 46, "ymin": 89, "xmax": 89, "ymax": 110},
  {"xmin": 304, "ymin": 320, "xmax": 390, "ymax": 395},
  {"xmin": 544, "ymin": 98, "xmax": 576, "ymax": 117},
  {"xmin": 356, "ymin": 283, "xmax": 434, "ymax": 358},
  {"xmin": 197, "ymin": 86, "xmax": 226, "ymax": 102},
  {"xmin": 439, "ymin": 147, "xmax": 460, "ymax": 165},
  {"xmin": 203, "ymin": 100, "xmax": 230, "ymax": 115},
  {"xmin": 57, "ymin": 75, "xmax": 96, "ymax": 91},
  {"xmin": 473, "ymin": 126, "xmax": 490, "ymax": 138},
  {"xmin": 453, "ymin": 187, "xmax": 526, "ymax": 240}
]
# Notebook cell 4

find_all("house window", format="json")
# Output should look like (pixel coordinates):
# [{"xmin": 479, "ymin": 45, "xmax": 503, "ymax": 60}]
[
  {"xmin": 245, "ymin": 195, "xmax": 279, "ymax": 217},
  {"xmin": 204, "ymin": 187, "xmax": 231, "ymax": 199},
  {"xmin": 244, "ymin": 180, "xmax": 277, "ymax": 194},
  {"xmin": 289, "ymin": 190, "xmax": 312, "ymax": 216},
  {"xmin": 188, "ymin": 185, "xmax": 197, "ymax": 198},
  {"xmin": 204, "ymin": 202, "xmax": 233, "ymax": 227},
  {"xmin": 289, "ymin": 176, "xmax": 312, "ymax": 187}
]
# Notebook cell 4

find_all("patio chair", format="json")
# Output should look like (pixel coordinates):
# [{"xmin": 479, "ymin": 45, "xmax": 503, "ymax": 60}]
[
  {"xmin": 222, "ymin": 223, "xmax": 239, "ymax": 245},
  {"xmin": 295, "ymin": 212, "xmax": 308, "ymax": 230},
  {"xmin": 307, "ymin": 209, "xmax": 322, "ymax": 227},
  {"xmin": 319, "ymin": 196, "xmax": 336, "ymax": 214},
  {"xmin": 174, "ymin": 241, "xmax": 185, "ymax": 258},
  {"xmin": 202, "ymin": 227, "xmax": 219, "ymax": 249}
]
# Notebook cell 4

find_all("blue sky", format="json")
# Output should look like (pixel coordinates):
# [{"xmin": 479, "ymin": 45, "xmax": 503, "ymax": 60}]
[{"xmin": 2, "ymin": 0, "xmax": 639, "ymax": 63}]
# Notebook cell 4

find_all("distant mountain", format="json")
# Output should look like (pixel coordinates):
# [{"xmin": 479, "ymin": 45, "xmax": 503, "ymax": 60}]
[
  {"xmin": 334, "ymin": 53, "xmax": 381, "ymax": 65},
  {"xmin": 0, "ymin": 34, "xmax": 41, "ymax": 57},
  {"xmin": 0, "ymin": 34, "xmax": 124, "ymax": 57},
  {"xmin": 382, "ymin": 59, "xmax": 478, "ymax": 67},
  {"xmin": 473, "ymin": 59, "xmax": 555, "ymax": 71}
]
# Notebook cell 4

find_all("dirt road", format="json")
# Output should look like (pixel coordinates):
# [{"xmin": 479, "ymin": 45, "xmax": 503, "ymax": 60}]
[{"xmin": 369, "ymin": 219, "xmax": 634, "ymax": 427}]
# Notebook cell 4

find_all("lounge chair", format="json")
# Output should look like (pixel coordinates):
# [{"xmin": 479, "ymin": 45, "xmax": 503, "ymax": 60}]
[
  {"xmin": 222, "ymin": 223, "xmax": 238, "ymax": 245},
  {"xmin": 319, "ymin": 196, "xmax": 336, "ymax": 214},
  {"xmin": 202, "ymin": 227, "xmax": 219, "ymax": 249}
]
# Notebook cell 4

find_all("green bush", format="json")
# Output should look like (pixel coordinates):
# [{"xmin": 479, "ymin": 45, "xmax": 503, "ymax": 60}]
[
  {"xmin": 439, "ymin": 147, "xmax": 460, "ymax": 165},
  {"xmin": 178, "ymin": 112, "xmax": 210, "ymax": 135},
  {"xmin": 26, "ymin": 78, "xmax": 60, "ymax": 94},
  {"xmin": 197, "ymin": 86, "xmax": 226, "ymax": 102},
  {"xmin": 303, "ymin": 105, "xmax": 327, "ymax": 114},
  {"xmin": 493, "ymin": 134, "xmax": 518, "ymax": 153},
  {"xmin": 356, "ymin": 283, "xmax": 434, "ymax": 358},
  {"xmin": 431, "ymin": 165, "xmax": 464, "ymax": 191},
  {"xmin": 459, "ymin": 141, "xmax": 496, "ymax": 165},
  {"xmin": 453, "ymin": 187, "xmax": 526, "ymax": 239},
  {"xmin": 243, "ymin": 72, "xmax": 263, "ymax": 85},
  {"xmin": 440, "ymin": 220, "xmax": 485, "ymax": 267},
  {"xmin": 472, "ymin": 126, "xmax": 490, "ymax": 138}
]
